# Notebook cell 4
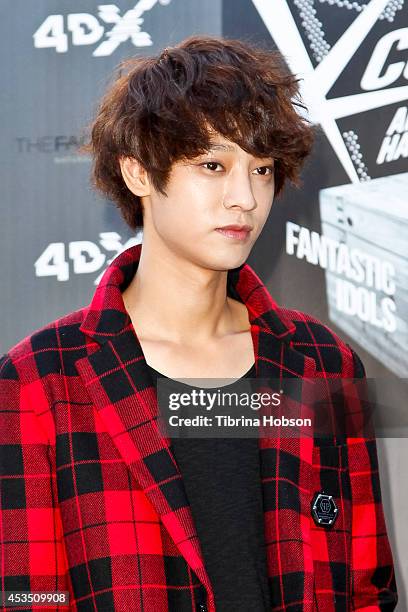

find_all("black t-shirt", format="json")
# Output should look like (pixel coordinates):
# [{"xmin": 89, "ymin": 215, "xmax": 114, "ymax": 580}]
[{"xmin": 147, "ymin": 361, "xmax": 272, "ymax": 611}]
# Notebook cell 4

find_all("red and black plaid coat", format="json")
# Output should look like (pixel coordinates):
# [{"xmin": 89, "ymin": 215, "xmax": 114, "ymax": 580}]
[{"xmin": 0, "ymin": 244, "xmax": 397, "ymax": 611}]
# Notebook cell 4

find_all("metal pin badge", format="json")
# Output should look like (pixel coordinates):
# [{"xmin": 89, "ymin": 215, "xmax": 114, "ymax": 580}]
[{"xmin": 311, "ymin": 492, "xmax": 339, "ymax": 527}]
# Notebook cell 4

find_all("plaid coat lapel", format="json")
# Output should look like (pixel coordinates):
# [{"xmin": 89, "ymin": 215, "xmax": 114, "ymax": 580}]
[
  {"xmin": 230, "ymin": 254, "xmax": 317, "ymax": 611},
  {"xmin": 75, "ymin": 243, "xmax": 317, "ymax": 611}
]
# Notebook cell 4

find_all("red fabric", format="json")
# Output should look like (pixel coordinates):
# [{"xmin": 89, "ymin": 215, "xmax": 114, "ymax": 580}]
[{"xmin": 0, "ymin": 244, "xmax": 397, "ymax": 611}]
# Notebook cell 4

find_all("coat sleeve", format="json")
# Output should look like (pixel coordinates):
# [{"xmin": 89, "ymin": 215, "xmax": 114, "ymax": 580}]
[
  {"xmin": 346, "ymin": 345, "xmax": 398, "ymax": 611},
  {"xmin": 0, "ymin": 353, "xmax": 71, "ymax": 610}
]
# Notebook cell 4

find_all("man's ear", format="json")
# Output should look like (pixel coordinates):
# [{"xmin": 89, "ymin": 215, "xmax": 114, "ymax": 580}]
[{"xmin": 119, "ymin": 157, "xmax": 151, "ymax": 197}]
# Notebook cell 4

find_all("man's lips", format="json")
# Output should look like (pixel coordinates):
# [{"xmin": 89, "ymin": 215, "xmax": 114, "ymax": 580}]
[{"xmin": 214, "ymin": 225, "xmax": 253, "ymax": 240}]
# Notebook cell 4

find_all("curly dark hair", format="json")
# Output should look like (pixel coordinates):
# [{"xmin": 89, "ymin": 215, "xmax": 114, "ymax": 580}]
[{"xmin": 82, "ymin": 34, "xmax": 315, "ymax": 230}]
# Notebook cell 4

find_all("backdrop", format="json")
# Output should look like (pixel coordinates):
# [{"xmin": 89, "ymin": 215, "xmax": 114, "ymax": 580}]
[{"xmin": 1, "ymin": 0, "xmax": 407, "ymax": 605}]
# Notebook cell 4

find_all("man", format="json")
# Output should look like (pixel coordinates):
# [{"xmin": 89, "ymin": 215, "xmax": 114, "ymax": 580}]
[{"xmin": 0, "ymin": 35, "xmax": 397, "ymax": 611}]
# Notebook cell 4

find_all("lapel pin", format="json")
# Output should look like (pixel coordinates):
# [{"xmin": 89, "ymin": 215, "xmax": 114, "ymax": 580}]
[{"xmin": 311, "ymin": 492, "xmax": 339, "ymax": 528}]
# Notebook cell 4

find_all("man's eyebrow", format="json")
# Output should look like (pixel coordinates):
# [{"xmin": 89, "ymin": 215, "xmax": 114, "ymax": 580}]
[
  {"xmin": 205, "ymin": 142, "xmax": 274, "ymax": 161},
  {"xmin": 207, "ymin": 142, "xmax": 236, "ymax": 152}
]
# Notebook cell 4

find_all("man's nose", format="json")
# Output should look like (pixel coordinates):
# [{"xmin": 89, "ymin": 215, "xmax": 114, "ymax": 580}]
[{"xmin": 222, "ymin": 171, "xmax": 257, "ymax": 210}]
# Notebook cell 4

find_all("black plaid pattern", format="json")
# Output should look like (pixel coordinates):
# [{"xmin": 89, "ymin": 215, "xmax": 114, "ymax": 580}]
[{"xmin": 0, "ymin": 244, "xmax": 397, "ymax": 611}]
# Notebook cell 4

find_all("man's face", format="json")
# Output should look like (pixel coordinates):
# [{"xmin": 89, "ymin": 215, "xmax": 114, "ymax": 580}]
[{"xmin": 143, "ymin": 132, "xmax": 275, "ymax": 271}]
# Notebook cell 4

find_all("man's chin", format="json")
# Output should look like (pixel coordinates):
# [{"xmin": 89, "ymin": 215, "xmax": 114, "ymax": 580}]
[{"xmin": 202, "ymin": 250, "xmax": 251, "ymax": 272}]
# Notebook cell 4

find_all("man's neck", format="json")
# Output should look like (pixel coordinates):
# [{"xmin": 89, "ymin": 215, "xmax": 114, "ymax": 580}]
[{"xmin": 121, "ymin": 241, "xmax": 250, "ymax": 346}]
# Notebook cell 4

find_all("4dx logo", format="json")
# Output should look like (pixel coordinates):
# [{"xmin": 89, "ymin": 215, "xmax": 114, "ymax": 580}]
[
  {"xmin": 34, "ymin": 232, "xmax": 142, "ymax": 285},
  {"xmin": 33, "ymin": 0, "xmax": 172, "ymax": 57}
]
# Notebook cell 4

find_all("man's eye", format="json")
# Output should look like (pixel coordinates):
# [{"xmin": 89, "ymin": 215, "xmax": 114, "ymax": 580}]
[
  {"xmin": 254, "ymin": 166, "xmax": 274, "ymax": 176},
  {"xmin": 202, "ymin": 162, "xmax": 223, "ymax": 171}
]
